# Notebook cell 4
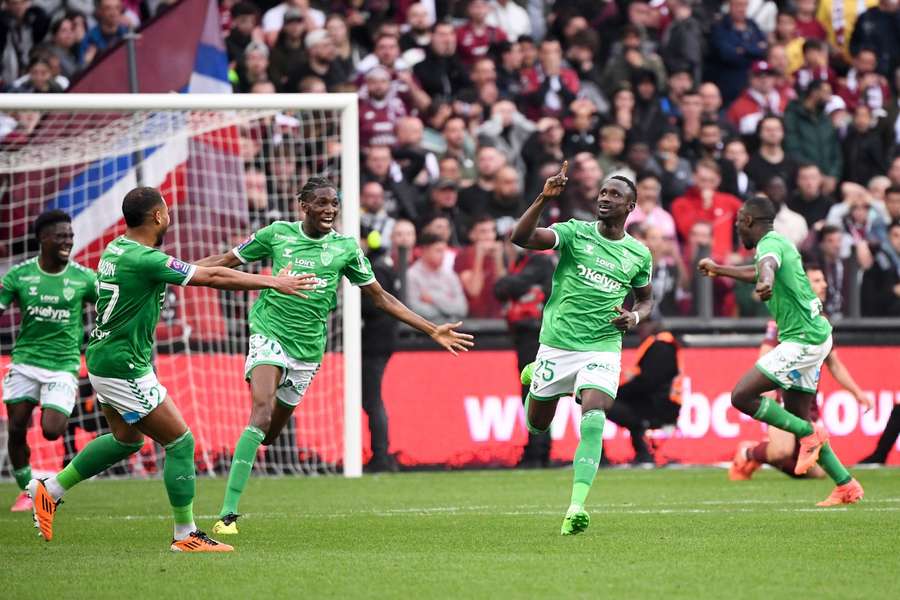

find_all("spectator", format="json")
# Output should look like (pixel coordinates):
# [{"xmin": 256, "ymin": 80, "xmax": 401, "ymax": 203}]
[
  {"xmin": 816, "ymin": 224, "xmax": 855, "ymax": 318},
  {"xmin": 724, "ymin": 138, "xmax": 754, "ymax": 199},
  {"xmin": 485, "ymin": 0, "xmax": 532, "ymax": 42},
  {"xmin": 234, "ymin": 41, "xmax": 271, "ymax": 93},
  {"xmin": 325, "ymin": 14, "xmax": 355, "ymax": 77},
  {"xmin": 459, "ymin": 145, "xmax": 508, "ymax": 219},
  {"xmin": 0, "ymin": 0, "xmax": 49, "ymax": 84},
  {"xmin": 843, "ymin": 104, "xmax": 889, "ymax": 185},
  {"xmin": 788, "ymin": 162, "xmax": 834, "ymax": 230},
  {"xmin": 268, "ymin": 8, "xmax": 306, "ymax": 91},
  {"xmin": 562, "ymin": 98, "xmax": 600, "ymax": 157},
  {"xmin": 81, "ymin": 0, "xmax": 126, "ymax": 66},
  {"xmin": 495, "ymin": 39, "xmax": 524, "ymax": 97},
  {"xmin": 661, "ymin": 68, "xmax": 694, "ymax": 120},
  {"xmin": 626, "ymin": 172, "xmax": 678, "ymax": 240},
  {"xmin": 361, "ymin": 181, "xmax": 396, "ymax": 251},
  {"xmin": 406, "ymin": 233, "xmax": 468, "ymax": 320},
  {"xmin": 519, "ymin": 38, "xmax": 579, "ymax": 120},
  {"xmin": 708, "ymin": 0, "xmax": 768, "ymax": 104},
  {"xmin": 601, "ymin": 24, "xmax": 667, "ymax": 98},
  {"xmin": 643, "ymin": 225, "xmax": 683, "ymax": 316},
  {"xmin": 831, "ymin": 183, "xmax": 887, "ymax": 252},
  {"xmin": 455, "ymin": 0, "xmax": 506, "ymax": 67},
  {"xmin": 476, "ymin": 99, "xmax": 535, "ymax": 174},
  {"xmin": 682, "ymin": 119, "xmax": 740, "ymax": 197},
  {"xmin": 389, "ymin": 218, "xmax": 416, "ymax": 271},
  {"xmin": 244, "ymin": 166, "xmax": 271, "ymax": 231},
  {"xmin": 765, "ymin": 177, "xmax": 809, "ymax": 246},
  {"xmin": 521, "ymin": 117, "xmax": 564, "ymax": 195},
  {"xmin": 849, "ymin": 0, "xmax": 900, "ymax": 77},
  {"xmin": 558, "ymin": 152, "xmax": 604, "ymax": 222},
  {"xmin": 746, "ymin": 115, "xmax": 797, "ymax": 193},
  {"xmin": 10, "ymin": 55, "xmax": 60, "ymax": 92},
  {"xmin": 262, "ymin": 0, "xmax": 323, "ymax": 47},
  {"xmin": 565, "ymin": 31, "xmax": 606, "ymax": 111},
  {"xmin": 794, "ymin": 0, "xmax": 827, "ymax": 40},
  {"xmin": 868, "ymin": 175, "xmax": 891, "ymax": 204},
  {"xmin": 399, "ymin": 2, "xmax": 432, "ymax": 52},
  {"xmin": 671, "ymin": 160, "xmax": 744, "ymax": 261},
  {"xmin": 417, "ymin": 179, "xmax": 466, "ymax": 246},
  {"xmin": 437, "ymin": 155, "xmax": 463, "ymax": 185},
  {"xmin": 747, "ymin": 0, "xmax": 778, "ymax": 34},
  {"xmin": 698, "ymin": 82, "xmax": 726, "ymax": 123},
  {"xmin": 358, "ymin": 66, "xmax": 406, "ymax": 148},
  {"xmin": 394, "ymin": 116, "xmax": 438, "ymax": 188},
  {"xmin": 794, "ymin": 38, "xmax": 837, "ymax": 93},
  {"xmin": 288, "ymin": 28, "xmax": 349, "ymax": 92},
  {"xmin": 455, "ymin": 215, "xmax": 506, "ymax": 318},
  {"xmin": 413, "ymin": 21, "xmax": 469, "ymax": 101},
  {"xmin": 225, "ymin": 1, "xmax": 260, "ymax": 65},
  {"xmin": 861, "ymin": 219, "xmax": 900, "ymax": 315},
  {"xmin": 661, "ymin": 0, "xmax": 704, "ymax": 83},
  {"xmin": 464, "ymin": 56, "xmax": 497, "ymax": 102},
  {"xmin": 726, "ymin": 60, "xmax": 788, "ymax": 135},
  {"xmin": 886, "ymin": 185, "xmax": 900, "ymax": 222},
  {"xmin": 362, "ymin": 145, "xmax": 421, "ymax": 223},
  {"xmin": 440, "ymin": 116, "xmax": 477, "ymax": 181},
  {"xmin": 648, "ymin": 128, "xmax": 693, "ymax": 205},
  {"xmin": 596, "ymin": 123, "xmax": 627, "ymax": 178},
  {"xmin": 836, "ymin": 47, "xmax": 890, "ymax": 112},
  {"xmin": 771, "ymin": 10, "xmax": 804, "ymax": 75},
  {"xmin": 43, "ymin": 14, "xmax": 80, "ymax": 79},
  {"xmin": 467, "ymin": 164, "xmax": 524, "ymax": 237},
  {"xmin": 783, "ymin": 79, "xmax": 842, "ymax": 193},
  {"xmin": 630, "ymin": 69, "xmax": 671, "ymax": 146}
]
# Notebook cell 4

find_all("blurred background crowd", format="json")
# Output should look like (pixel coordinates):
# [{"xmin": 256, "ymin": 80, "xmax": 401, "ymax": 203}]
[{"xmin": 3, "ymin": 0, "xmax": 900, "ymax": 321}]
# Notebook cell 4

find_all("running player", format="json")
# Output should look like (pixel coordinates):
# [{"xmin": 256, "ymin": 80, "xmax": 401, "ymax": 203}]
[
  {"xmin": 698, "ymin": 195, "xmax": 863, "ymax": 506},
  {"xmin": 1, "ymin": 210, "xmax": 96, "ymax": 512},
  {"xmin": 729, "ymin": 262, "xmax": 872, "ymax": 480},
  {"xmin": 26, "ymin": 187, "xmax": 316, "ymax": 552},
  {"xmin": 510, "ymin": 162, "xmax": 654, "ymax": 535},
  {"xmin": 199, "ymin": 176, "xmax": 473, "ymax": 535}
]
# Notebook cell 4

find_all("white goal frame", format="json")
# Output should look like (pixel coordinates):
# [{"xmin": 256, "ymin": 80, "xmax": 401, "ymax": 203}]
[{"xmin": 0, "ymin": 94, "xmax": 363, "ymax": 478}]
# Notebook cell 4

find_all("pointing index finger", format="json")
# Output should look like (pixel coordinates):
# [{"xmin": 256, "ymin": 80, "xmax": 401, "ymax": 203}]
[{"xmin": 560, "ymin": 160, "xmax": 568, "ymax": 177}]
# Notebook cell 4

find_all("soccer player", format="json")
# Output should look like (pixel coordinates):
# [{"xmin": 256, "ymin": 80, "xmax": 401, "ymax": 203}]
[
  {"xmin": 697, "ymin": 195, "xmax": 863, "ymax": 506},
  {"xmin": 26, "ymin": 187, "xmax": 316, "ymax": 552},
  {"xmin": 729, "ymin": 263, "xmax": 872, "ymax": 480},
  {"xmin": 511, "ymin": 162, "xmax": 654, "ymax": 535},
  {"xmin": 199, "ymin": 177, "xmax": 474, "ymax": 535},
  {"xmin": 1, "ymin": 210, "xmax": 97, "ymax": 512}
]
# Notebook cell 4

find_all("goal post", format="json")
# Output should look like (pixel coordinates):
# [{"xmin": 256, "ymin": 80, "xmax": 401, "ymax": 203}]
[{"xmin": 0, "ymin": 93, "xmax": 363, "ymax": 479}]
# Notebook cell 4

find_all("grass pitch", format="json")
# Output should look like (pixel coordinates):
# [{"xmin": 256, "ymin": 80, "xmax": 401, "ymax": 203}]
[{"xmin": 1, "ymin": 467, "xmax": 898, "ymax": 599}]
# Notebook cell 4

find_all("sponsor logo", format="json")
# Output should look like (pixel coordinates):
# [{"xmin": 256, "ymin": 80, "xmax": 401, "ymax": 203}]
[
  {"xmin": 595, "ymin": 257, "xmax": 617, "ymax": 271},
  {"xmin": 98, "ymin": 259, "xmax": 116, "ymax": 277},
  {"xmin": 283, "ymin": 248, "xmax": 293, "ymax": 257},
  {"xmin": 584, "ymin": 243, "xmax": 594, "ymax": 254},
  {"xmin": 237, "ymin": 235, "xmax": 255, "ymax": 249},
  {"xmin": 90, "ymin": 327, "xmax": 110, "ymax": 340},
  {"xmin": 295, "ymin": 258, "xmax": 315, "ymax": 269},
  {"xmin": 40, "ymin": 294, "xmax": 59, "ymax": 303},
  {"xmin": 28, "ymin": 286, "xmax": 37, "ymax": 296},
  {"xmin": 167, "ymin": 258, "xmax": 192, "ymax": 277},
  {"xmin": 576, "ymin": 264, "xmax": 623, "ymax": 292},
  {"xmin": 27, "ymin": 305, "xmax": 70, "ymax": 320}
]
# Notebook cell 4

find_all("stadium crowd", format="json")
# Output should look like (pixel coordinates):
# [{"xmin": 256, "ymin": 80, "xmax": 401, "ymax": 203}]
[{"xmin": 3, "ymin": 0, "xmax": 900, "ymax": 320}]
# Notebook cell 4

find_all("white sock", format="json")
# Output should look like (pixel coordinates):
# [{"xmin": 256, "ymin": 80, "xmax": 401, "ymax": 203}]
[
  {"xmin": 173, "ymin": 522, "xmax": 197, "ymax": 541},
  {"xmin": 44, "ymin": 477, "xmax": 65, "ymax": 502}
]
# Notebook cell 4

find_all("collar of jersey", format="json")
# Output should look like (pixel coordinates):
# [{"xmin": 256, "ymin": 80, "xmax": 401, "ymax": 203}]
[
  {"xmin": 297, "ymin": 222, "xmax": 333, "ymax": 243},
  {"xmin": 34, "ymin": 258, "xmax": 70, "ymax": 277},
  {"xmin": 116, "ymin": 235, "xmax": 152, "ymax": 249},
  {"xmin": 587, "ymin": 222, "xmax": 629, "ymax": 244}
]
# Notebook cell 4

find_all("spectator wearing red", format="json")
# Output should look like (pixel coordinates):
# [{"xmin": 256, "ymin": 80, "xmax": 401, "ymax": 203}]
[
  {"xmin": 794, "ymin": 39, "xmax": 837, "ymax": 92},
  {"xmin": 455, "ymin": 0, "xmax": 507, "ymax": 67},
  {"xmin": 794, "ymin": 0, "xmax": 827, "ymax": 40},
  {"xmin": 519, "ymin": 38, "xmax": 579, "ymax": 120},
  {"xmin": 671, "ymin": 160, "xmax": 743, "ymax": 261},
  {"xmin": 726, "ymin": 61, "xmax": 789, "ymax": 136},
  {"xmin": 357, "ymin": 33, "xmax": 431, "ymax": 114},
  {"xmin": 359, "ymin": 66, "xmax": 407, "ymax": 148},
  {"xmin": 455, "ymin": 215, "xmax": 506, "ymax": 318},
  {"xmin": 835, "ymin": 47, "xmax": 890, "ymax": 112}
]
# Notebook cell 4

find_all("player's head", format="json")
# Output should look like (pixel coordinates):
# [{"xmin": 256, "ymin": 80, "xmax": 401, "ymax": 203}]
[
  {"xmin": 298, "ymin": 176, "xmax": 339, "ymax": 235},
  {"xmin": 34, "ymin": 209, "xmax": 73, "ymax": 263},
  {"xmin": 122, "ymin": 187, "xmax": 169, "ymax": 247},
  {"xmin": 736, "ymin": 193, "xmax": 776, "ymax": 249},
  {"xmin": 803, "ymin": 261, "xmax": 827, "ymax": 302},
  {"xmin": 596, "ymin": 175, "xmax": 636, "ymax": 224}
]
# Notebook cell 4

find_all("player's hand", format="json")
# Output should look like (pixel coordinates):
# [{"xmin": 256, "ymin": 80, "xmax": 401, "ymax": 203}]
[
  {"xmin": 430, "ymin": 321, "xmax": 475, "ymax": 356},
  {"xmin": 697, "ymin": 257, "xmax": 718, "ymax": 278},
  {"xmin": 855, "ymin": 391, "xmax": 874, "ymax": 413},
  {"xmin": 273, "ymin": 263, "xmax": 317, "ymax": 298},
  {"xmin": 541, "ymin": 160, "xmax": 568, "ymax": 198},
  {"xmin": 755, "ymin": 279, "xmax": 773, "ymax": 301},
  {"xmin": 610, "ymin": 306, "xmax": 638, "ymax": 332}
]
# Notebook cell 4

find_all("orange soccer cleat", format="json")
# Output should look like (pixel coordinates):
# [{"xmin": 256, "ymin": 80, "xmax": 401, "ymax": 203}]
[
  {"xmin": 817, "ymin": 478, "xmax": 864, "ymax": 507},
  {"xmin": 729, "ymin": 441, "xmax": 762, "ymax": 481},
  {"xmin": 795, "ymin": 424, "xmax": 829, "ymax": 476},
  {"xmin": 26, "ymin": 479, "xmax": 58, "ymax": 541},
  {"xmin": 170, "ymin": 530, "xmax": 234, "ymax": 553}
]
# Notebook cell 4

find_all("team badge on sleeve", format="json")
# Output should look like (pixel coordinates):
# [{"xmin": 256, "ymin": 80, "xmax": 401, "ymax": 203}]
[
  {"xmin": 166, "ymin": 257, "xmax": 192, "ymax": 276},
  {"xmin": 237, "ymin": 235, "xmax": 255, "ymax": 251}
]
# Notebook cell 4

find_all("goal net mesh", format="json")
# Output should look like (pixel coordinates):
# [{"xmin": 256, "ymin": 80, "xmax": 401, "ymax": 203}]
[{"xmin": 0, "ymin": 105, "xmax": 349, "ymax": 480}]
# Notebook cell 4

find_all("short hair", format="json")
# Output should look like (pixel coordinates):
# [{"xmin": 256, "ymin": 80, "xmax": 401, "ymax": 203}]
[
  {"xmin": 469, "ymin": 214, "xmax": 495, "ymax": 229},
  {"xmin": 122, "ymin": 187, "xmax": 165, "ymax": 227},
  {"xmin": 819, "ymin": 224, "xmax": 842, "ymax": 241},
  {"xmin": 695, "ymin": 158, "xmax": 721, "ymax": 176},
  {"xmin": 600, "ymin": 124, "xmax": 626, "ymax": 141},
  {"xmin": 802, "ymin": 39, "xmax": 826, "ymax": 54},
  {"xmin": 298, "ymin": 176, "xmax": 336, "ymax": 203},
  {"xmin": 418, "ymin": 232, "xmax": 444, "ymax": 247},
  {"xmin": 743, "ymin": 194, "xmax": 776, "ymax": 222},
  {"xmin": 636, "ymin": 171, "xmax": 660, "ymax": 185},
  {"xmin": 33, "ymin": 209, "xmax": 71, "ymax": 238},
  {"xmin": 886, "ymin": 185, "xmax": 900, "ymax": 197},
  {"xmin": 803, "ymin": 260, "xmax": 824, "ymax": 273},
  {"xmin": 796, "ymin": 161, "xmax": 819, "ymax": 173},
  {"xmin": 756, "ymin": 114, "xmax": 784, "ymax": 135},
  {"xmin": 888, "ymin": 218, "xmax": 900, "ymax": 232},
  {"xmin": 608, "ymin": 175, "xmax": 637, "ymax": 199},
  {"xmin": 803, "ymin": 78, "xmax": 830, "ymax": 98}
]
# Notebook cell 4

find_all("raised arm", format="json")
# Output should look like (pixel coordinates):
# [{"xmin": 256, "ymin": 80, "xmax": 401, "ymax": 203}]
[
  {"xmin": 189, "ymin": 265, "xmax": 315, "ymax": 296},
  {"xmin": 361, "ymin": 280, "xmax": 474, "ymax": 356},
  {"xmin": 697, "ymin": 257, "xmax": 760, "ymax": 284},
  {"xmin": 511, "ymin": 160, "xmax": 568, "ymax": 250}
]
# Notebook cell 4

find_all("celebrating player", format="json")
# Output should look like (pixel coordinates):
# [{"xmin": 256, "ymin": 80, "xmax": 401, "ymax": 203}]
[
  {"xmin": 511, "ymin": 162, "xmax": 654, "ymax": 535},
  {"xmin": 1, "ymin": 210, "xmax": 97, "ymax": 513},
  {"xmin": 26, "ymin": 187, "xmax": 316, "ymax": 552},
  {"xmin": 698, "ymin": 195, "xmax": 863, "ymax": 506},
  {"xmin": 198, "ymin": 176, "xmax": 473, "ymax": 536},
  {"xmin": 729, "ymin": 262, "xmax": 872, "ymax": 481}
]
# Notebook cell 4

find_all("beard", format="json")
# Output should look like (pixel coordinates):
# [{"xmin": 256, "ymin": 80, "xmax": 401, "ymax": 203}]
[{"xmin": 155, "ymin": 230, "xmax": 166, "ymax": 247}]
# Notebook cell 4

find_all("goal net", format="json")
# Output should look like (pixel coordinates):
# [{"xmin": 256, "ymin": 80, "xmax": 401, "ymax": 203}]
[{"xmin": 0, "ymin": 94, "xmax": 362, "ymax": 480}]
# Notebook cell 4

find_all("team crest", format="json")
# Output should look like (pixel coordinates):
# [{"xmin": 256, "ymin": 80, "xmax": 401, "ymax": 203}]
[
  {"xmin": 63, "ymin": 287, "xmax": 75, "ymax": 301},
  {"xmin": 320, "ymin": 250, "xmax": 333, "ymax": 266},
  {"xmin": 620, "ymin": 253, "xmax": 634, "ymax": 273},
  {"xmin": 584, "ymin": 243, "xmax": 594, "ymax": 254}
]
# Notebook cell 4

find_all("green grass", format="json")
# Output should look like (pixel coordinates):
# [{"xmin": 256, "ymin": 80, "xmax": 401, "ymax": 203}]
[{"xmin": 2, "ymin": 468, "xmax": 899, "ymax": 599}]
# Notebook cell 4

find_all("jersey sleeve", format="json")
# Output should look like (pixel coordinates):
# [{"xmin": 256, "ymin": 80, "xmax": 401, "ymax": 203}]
[
  {"xmin": 0, "ymin": 268, "xmax": 17, "ymax": 309},
  {"xmin": 232, "ymin": 224, "xmax": 275, "ymax": 264},
  {"xmin": 631, "ymin": 249, "xmax": 653, "ymax": 288},
  {"xmin": 141, "ymin": 250, "xmax": 197, "ymax": 286},
  {"xmin": 755, "ymin": 236, "xmax": 784, "ymax": 270},
  {"xmin": 549, "ymin": 219, "xmax": 578, "ymax": 252},
  {"xmin": 342, "ymin": 243, "xmax": 376, "ymax": 287},
  {"xmin": 83, "ymin": 269, "xmax": 99, "ymax": 303}
]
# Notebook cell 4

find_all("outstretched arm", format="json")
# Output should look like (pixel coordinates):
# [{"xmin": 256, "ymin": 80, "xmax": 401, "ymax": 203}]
[
  {"xmin": 697, "ymin": 257, "xmax": 760, "ymax": 284},
  {"xmin": 189, "ymin": 264, "xmax": 315, "ymax": 296},
  {"xmin": 361, "ymin": 280, "xmax": 474, "ymax": 355},
  {"xmin": 610, "ymin": 284, "xmax": 654, "ymax": 332},
  {"xmin": 195, "ymin": 251, "xmax": 243, "ymax": 268},
  {"xmin": 511, "ymin": 160, "xmax": 568, "ymax": 250},
  {"xmin": 825, "ymin": 349, "xmax": 873, "ymax": 412}
]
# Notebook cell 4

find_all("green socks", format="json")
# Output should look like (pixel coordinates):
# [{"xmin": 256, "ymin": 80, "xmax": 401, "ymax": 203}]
[
  {"xmin": 219, "ymin": 426, "xmax": 265, "ymax": 517},
  {"xmin": 13, "ymin": 466, "xmax": 32, "ymax": 491},
  {"xmin": 55, "ymin": 433, "xmax": 144, "ymax": 492},
  {"xmin": 164, "ymin": 431, "xmax": 196, "ymax": 533},
  {"xmin": 752, "ymin": 397, "xmax": 814, "ymax": 437},
  {"xmin": 570, "ymin": 409, "xmax": 605, "ymax": 507},
  {"xmin": 818, "ymin": 442, "xmax": 852, "ymax": 486}
]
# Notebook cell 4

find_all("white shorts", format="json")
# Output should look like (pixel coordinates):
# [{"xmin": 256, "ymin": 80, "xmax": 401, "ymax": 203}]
[
  {"xmin": 529, "ymin": 344, "xmax": 621, "ymax": 403},
  {"xmin": 756, "ymin": 336, "xmax": 833, "ymax": 394},
  {"xmin": 2, "ymin": 363, "xmax": 78, "ymax": 416},
  {"xmin": 89, "ymin": 371, "xmax": 167, "ymax": 424},
  {"xmin": 244, "ymin": 334, "xmax": 319, "ymax": 407}
]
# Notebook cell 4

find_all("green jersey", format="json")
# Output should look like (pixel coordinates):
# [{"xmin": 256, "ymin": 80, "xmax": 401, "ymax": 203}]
[
  {"xmin": 755, "ymin": 231, "xmax": 832, "ymax": 344},
  {"xmin": 233, "ymin": 221, "xmax": 375, "ymax": 363},
  {"xmin": 86, "ymin": 236, "xmax": 197, "ymax": 378},
  {"xmin": 539, "ymin": 219, "xmax": 652, "ymax": 353},
  {"xmin": 0, "ymin": 258, "xmax": 97, "ymax": 375}
]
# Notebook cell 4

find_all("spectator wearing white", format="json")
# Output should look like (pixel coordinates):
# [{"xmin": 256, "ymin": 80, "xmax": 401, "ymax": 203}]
[
  {"xmin": 626, "ymin": 173, "xmax": 677, "ymax": 240},
  {"xmin": 262, "ymin": 0, "xmax": 323, "ymax": 47},
  {"xmin": 485, "ymin": 0, "xmax": 532, "ymax": 42},
  {"xmin": 407, "ymin": 233, "xmax": 468, "ymax": 321},
  {"xmin": 763, "ymin": 177, "xmax": 809, "ymax": 247},
  {"xmin": 361, "ymin": 181, "xmax": 396, "ymax": 251},
  {"xmin": 726, "ymin": 61, "xmax": 787, "ymax": 135},
  {"xmin": 476, "ymin": 100, "xmax": 535, "ymax": 175}
]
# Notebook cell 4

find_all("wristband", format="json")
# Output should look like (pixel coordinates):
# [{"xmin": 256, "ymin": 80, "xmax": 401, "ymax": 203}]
[{"xmin": 631, "ymin": 311, "xmax": 640, "ymax": 326}]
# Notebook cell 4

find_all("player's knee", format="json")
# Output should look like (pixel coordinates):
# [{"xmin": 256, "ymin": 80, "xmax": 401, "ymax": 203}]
[
  {"xmin": 41, "ymin": 426, "xmax": 64, "ymax": 441},
  {"xmin": 730, "ymin": 388, "xmax": 753, "ymax": 413},
  {"xmin": 250, "ymin": 406, "xmax": 273, "ymax": 435}
]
